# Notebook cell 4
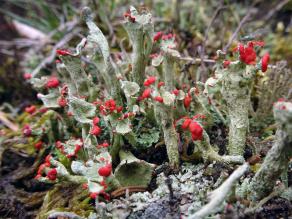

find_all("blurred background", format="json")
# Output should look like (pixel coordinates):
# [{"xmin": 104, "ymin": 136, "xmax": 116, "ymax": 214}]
[{"xmin": 0, "ymin": 0, "xmax": 291, "ymax": 108}]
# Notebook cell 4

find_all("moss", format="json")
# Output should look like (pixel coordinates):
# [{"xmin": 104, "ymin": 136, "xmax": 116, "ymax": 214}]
[{"xmin": 37, "ymin": 183, "xmax": 94, "ymax": 219}]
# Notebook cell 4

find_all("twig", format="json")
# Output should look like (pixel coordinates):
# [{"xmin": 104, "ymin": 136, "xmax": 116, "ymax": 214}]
[
  {"xmin": 0, "ymin": 49, "xmax": 14, "ymax": 56},
  {"xmin": 263, "ymin": 0, "xmax": 290, "ymax": 22},
  {"xmin": 0, "ymin": 111, "xmax": 18, "ymax": 131},
  {"xmin": 199, "ymin": 1, "xmax": 226, "ymax": 81},
  {"xmin": 179, "ymin": 56, "xmax": 277, "ymax": 69},
  {"xmin": 180, "ymin": 57, "xmax": 216, "ymax": 64},
  {"xmin": 188, "ymin": 163, "xmax": 250, "ymax": 219},
  {"xmin": 111, "ymin": 186, "xmax": 147, "ymax": 198},
  {"xmin": 0, "ymin": 39, "xmax": 44, "ymax": 49},
  {"xmin": 203, "ymin": 3, "xmax": 227, "ymax": 44},
  {"xmin": 48, "ymin": 211, "xmax": 84, "ymax": 219},
  {"xmin": 223, "ymin": 11, "xmax": 252, "ymax": 53},
  {"xmin": 223, "ymin": 0, "xmax": 263, "ymax": 52},
  {"xmin": 0, "ymin": 19, "xmax": 78, "ymax": 50},
  {"xmin": 197, "ymin": 45, "xmax": 208, "ymax": 81}
]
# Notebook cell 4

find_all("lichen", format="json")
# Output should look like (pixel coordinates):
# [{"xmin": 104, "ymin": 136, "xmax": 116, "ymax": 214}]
[{"xmin": 247, "ymin": 101, "xmax": 292, "ymax": 202}]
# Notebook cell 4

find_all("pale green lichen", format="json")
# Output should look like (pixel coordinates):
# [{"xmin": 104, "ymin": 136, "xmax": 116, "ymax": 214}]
[
  {"xmin": 195, "ymin": 131, "xmax": 244, "ymax": 165},
  {"xmin": 204, "ymin": 51, "xmax": 259, "ymax": 156},
  {"xmin": 154, "ymin": 60, "xmax": 180, "ymax": 169},
  {"xmin": 151, "ymin": 37, "xmax": 181, "ymax": 169},
  {"xmin": 114, "ymin": 150, "xmax": 155, "ymax": 187},
  {"xmin": 102, "ymin": 163, "xmax": 217, "ymax": 218},
  {"xmin": 82, "ymin": 7, "xmax": 122, "ymax": 103},
  {"xmin": 123, "ymin": 6, "xmax": 154, "ymax": 86}
]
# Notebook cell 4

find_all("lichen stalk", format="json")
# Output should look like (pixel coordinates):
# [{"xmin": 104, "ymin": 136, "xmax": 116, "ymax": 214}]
[
  {"xmin": 221, "ymin": 63, "xmax": 253, "ymax": 156},
  {"xmin": 123, "ymin": 6, "xmax": 154, "ymax": 86},
  {"xmin": 59, "ymin": 56, "xmax": 91, "ymax": 98},
  {"xmin": 82, "ymin": 7, "xmax": 122, "ymax": 103},
  {"xmin": 205, "ymin": 47, "xmax": 263, "ymax": 156},
  {"xmin": 248, "ymin": 101, "xmax": 292, "ymax": 202},
  {"xmin": 155, "ymin": 54, "xmax": 180, "ymax": 169},
  {"xmin": 56, "ymin": 63, "xmax": 77, "ymax": 95},
  {"xmin": 127, "ymin": 27, "xmax": 145, "ymax": 86},
  {"xmin": 160, "ymin": 107, "xmax": 180, "ymax": 169},
  {"xmin": 162, "ymin": 54, "xmax": 175, "ymax": 91},
  {"xmin": 195, "ymin": 131, "xmax": 244, "ymax": 165}
]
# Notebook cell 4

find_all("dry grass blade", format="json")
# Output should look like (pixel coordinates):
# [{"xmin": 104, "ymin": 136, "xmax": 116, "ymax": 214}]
[{"xmin": 0, "ymin": 111, "xmax": 18, "ymax": 131}]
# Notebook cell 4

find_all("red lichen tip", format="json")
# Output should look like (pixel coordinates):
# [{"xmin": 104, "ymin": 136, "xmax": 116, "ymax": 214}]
[
  {"xmin": 183, "ymin": 95, "xmax": 192, "ymax": 108},
  {"xmin": 45, "ymin": 154, "xmax": 52, "ymax": 165},
  {"xmin": 23, "ymin": 73, "xmax": 32, "ymax": 80},
  {"xmin": 46, "ymin": 77, "xmax": 60, "ymax": 89},
  {"xmin": 162, "ymin": 33, "xmax": 175, "ymax": 41},
  {"xmin": 247, "ymin": 41, "xmax": 265, "ymax": 48},
  {"xmin": 158, "ymin": 82, "xmax": 165, "ymax": 88},
  {"xmin": 47, "ymin": 168, "xmax": 57, "ymax": 181},
  {"xmin": 141, "ymin": 88, "xmax": 152, "ymax": 99},
  {"xmin": 144, "ymin": 76, "xmax": 156, "ymax": 86},
  {"xmin": 22, "ymin": 124, "xmax": 32, "ymax": 137},
  {"xmin": 82, "ymin": 183, "xmax": 88, "ymax": 190},
  {"xmin": 93, "ymin": 117, "xmax": 100, "ymax": 125},
  {"xmin": 189, "ymin": 121, "xmax": 203, "ymax": 141},
  {"xmin": 261, "ymin": 53, "xmax": 270, "ymax": 72},
  {"xmin": 34, "ymin": 141, "xmax": 43, "ymax": 150},
  {"xmin": 74, "ymin": 144, "xmax": 82, "ymax": 155},
  {"xmin": 25, "ymin": 105, "xmax": 36, "ymax": 114},
  {"xmin": 181, "ymin": 118, "xmax": 192, "ymax": 129},
  {"xmin": 56, "ymin": 49, "xmax": 71, "ymax": 56},
  {"xmin": 192, "ymin": 114, "xmax": 207, "ymax": 120},
  {"xmin": 90, "ymin": 192, "xmax": 98, "ymax": 199},
  {"xmin": 58, "ymin": 97, "xmax": 67, "ymax": 107},
  {"xmin": 102, "ymin": 142, "xmax": 110, "ymax": 147},
  {"xmin": 277, "ymin": 98, "xmax": 285, "ymax": 102},
  {"xmin": 153, "ymin": 32, "xmax": 163, "ymax": 42},
  {"xmin": 172, "ymin": 89, "xmax": 179, "ymax": 96},
  {"xmin": 100, "ymin": 191, "xmax": 111, "ymax": 201},
  {"xmin": 98, "ymin": 164, "xmax": 112, "ymax": 177},
  {"xmin": 39, "ymin": 107, "xmax": 48, "ymax": 113},
  {"xmin": 223, "ymin": 60, "xmax": 231, "ymax": 68},
  {"xmin": 116, "ymin": 106, "xmax": 123, "ymax": 113},
  {"xmin": 124, "ymin": 12, "xmax": 135, "ymax": 22},
  {"xmin": 97, "ymin": 141, "xmax": 110, "ymax": 149},
  {"xmin": 34, "ymin": 174, "xmax": 41, "ymax": 180},
  {"xmin": 154, "ymin": 96, "xmax": 164, "ymax": 103},
  {"xmin": 90, "ymin": 125, "xmax": 102, "ymax": 136},
  {"xmin": 239, "ymin": 44, "xmax": 257, "ymax": 65}
]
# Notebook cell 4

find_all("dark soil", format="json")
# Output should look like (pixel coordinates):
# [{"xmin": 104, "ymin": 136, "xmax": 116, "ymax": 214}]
[
  {"xmin": 208, "ymin": 122, "xmax": 228, "ymax": 155},
  {"xmin": 241, "ymin": 198, "xmax": 292, "ymax": 219},
  {"xmin": 132, "ymin": 145, "xmax": 168, "ymax": 165},
  {"xmin": 0, "ymin": 149, "xmax": 51, "ymax": 219}
]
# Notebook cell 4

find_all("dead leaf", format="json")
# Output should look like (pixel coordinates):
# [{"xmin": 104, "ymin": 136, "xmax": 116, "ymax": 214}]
[{"xmin": 12, "ymin": 20, "xmax": 46, "ymax": 40}]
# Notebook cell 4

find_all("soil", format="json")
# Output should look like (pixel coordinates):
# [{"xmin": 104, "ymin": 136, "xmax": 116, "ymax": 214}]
[
  {"xmin": 241, "ymin": 198, "xmax": 292, "ymax": 219},
  {"xmin": 0, "ymin": 149, "xmax": 51, "ymax": 218}
]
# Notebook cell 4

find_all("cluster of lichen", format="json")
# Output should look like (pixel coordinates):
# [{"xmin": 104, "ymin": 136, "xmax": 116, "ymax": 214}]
[{"xmin": 17, "ymin": 7, "xmax": 292, "ymax": 216}]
